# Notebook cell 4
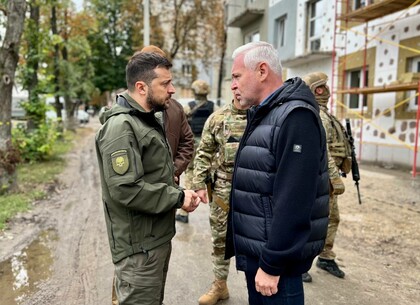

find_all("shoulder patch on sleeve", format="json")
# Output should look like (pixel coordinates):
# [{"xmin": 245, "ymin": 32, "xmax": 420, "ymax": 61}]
[{"xmin": 111, "ymin": 150, "xmax": 130, "ymax": 175}]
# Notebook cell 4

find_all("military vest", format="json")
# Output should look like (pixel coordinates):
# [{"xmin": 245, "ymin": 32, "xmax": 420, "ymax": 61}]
[
  {"xmin": 188, "ymin": 101, "xmax": 214, "ymax": 136},
  {"xmin": 321, "ymin": 109, "xmax": 352, "ymax": 174},
  {"xmin": 221, "ymin": 110, "xmax": 247, "ymax": 166}
]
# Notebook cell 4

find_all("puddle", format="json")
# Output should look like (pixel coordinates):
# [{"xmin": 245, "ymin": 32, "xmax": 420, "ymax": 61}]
[{"xmin": 0, "ymin": 229, "xmax": 58, "ymax": 305}]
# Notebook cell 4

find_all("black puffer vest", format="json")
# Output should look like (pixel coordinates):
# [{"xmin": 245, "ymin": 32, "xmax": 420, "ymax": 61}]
[{"xmin": 225, "ymin": 77, "xmax": 330, "ymax": 276}]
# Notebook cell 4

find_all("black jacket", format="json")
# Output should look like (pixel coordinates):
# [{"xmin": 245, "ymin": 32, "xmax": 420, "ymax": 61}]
[
  {"xmin": 188, "ymin": 100, "xmax": 214, "ymax": 136},
  {"xmin": 225, "ymin": 77, "xmax": 330, "ymax": 276}
]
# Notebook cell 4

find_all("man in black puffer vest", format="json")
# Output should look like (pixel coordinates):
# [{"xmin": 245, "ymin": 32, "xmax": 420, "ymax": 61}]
[{"xmin": 225, "ymin": 41, "xmax": 330, "ymax": 305}]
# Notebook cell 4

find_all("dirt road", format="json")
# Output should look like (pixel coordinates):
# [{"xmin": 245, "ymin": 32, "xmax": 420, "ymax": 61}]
[{"xmin": 0, "ymin": 118, "xmax": 419, "ymax": 305}]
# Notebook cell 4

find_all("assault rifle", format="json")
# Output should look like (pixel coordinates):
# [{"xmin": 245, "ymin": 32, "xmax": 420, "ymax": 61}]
[{"xmin": 345, "ymin": 119, "xmax": 362, "ymax": 204}]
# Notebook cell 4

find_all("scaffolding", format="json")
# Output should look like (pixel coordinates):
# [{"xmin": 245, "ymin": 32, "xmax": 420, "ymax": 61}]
[{"xmin": 331, "ymin": 0, "xmax": 420, "ymax": 177}]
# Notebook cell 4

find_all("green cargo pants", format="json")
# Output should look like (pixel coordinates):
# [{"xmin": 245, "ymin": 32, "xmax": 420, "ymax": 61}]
[{"xmin": 114, "ymin": 242, "xmax": 172, "ymax": 305}]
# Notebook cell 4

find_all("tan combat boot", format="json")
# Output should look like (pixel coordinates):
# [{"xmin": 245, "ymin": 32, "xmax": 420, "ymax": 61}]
[{"xmin": 198, "ymin": 279, "xmax": 229, "ymax": 305}]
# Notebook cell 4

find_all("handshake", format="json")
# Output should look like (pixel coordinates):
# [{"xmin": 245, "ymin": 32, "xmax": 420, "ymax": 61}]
[{"xmin": 181, "ymin": 189, "xmax": 207, "ymax": 212}]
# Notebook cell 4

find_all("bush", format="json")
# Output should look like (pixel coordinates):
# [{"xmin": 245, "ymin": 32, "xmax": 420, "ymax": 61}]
[
  {"xmin": 0, "ymin": 142, "xmax": 21, "ymax": 174},
  {"xmin": 12, "ymin": 121, "xmax": 61, "ymax": 162}
]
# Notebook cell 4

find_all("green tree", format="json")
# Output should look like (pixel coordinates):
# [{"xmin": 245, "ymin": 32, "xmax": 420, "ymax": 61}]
[
  {"xmin": 19, "ymin": 0, "xmax": 96, "ymax": 128},
  {"xmin": 87, "ymin": 0, "xmax": 142, "ymax": 95},
  {"xmin": 19, "ymin": 0, "xmax": 49, "ymax": 130},
  {"xmin": 157, "ymin": 0, "xmax": 226, "ymax": 96}
]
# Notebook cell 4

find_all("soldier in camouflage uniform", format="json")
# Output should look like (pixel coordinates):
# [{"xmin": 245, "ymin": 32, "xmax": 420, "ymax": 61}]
[
  {"xmin": 302, "ymin": 72, "xmax": 346, "ymax": 282},
  {"xmin": 176, "ymin": 79, "xmax": 215, "ymax": 223},
  {"xmin": 192, "ymin": 96, "xmax": 248, "ymax": 305}
]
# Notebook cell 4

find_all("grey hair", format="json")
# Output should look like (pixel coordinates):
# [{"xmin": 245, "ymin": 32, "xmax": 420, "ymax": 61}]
[{"xmin": 232, "ymin": 41, "xmax": 283, "ymax": 76}]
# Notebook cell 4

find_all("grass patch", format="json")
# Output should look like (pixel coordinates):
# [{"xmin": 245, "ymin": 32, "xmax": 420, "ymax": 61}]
[
  {"xmin": 0, "ymin": 195, "xmax": 30, "ymax": 230},
  {"xmin": 0, "ymin": 130, "xmax": 77, "ymax": 230}
]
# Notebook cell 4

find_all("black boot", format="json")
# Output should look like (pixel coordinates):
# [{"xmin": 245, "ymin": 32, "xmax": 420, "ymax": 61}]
[
  {"xmin": 302, "ymin": 272, "xmax": 312, "ymax": 283},
  {"xmin": 316, "ymin": 258, "xmax": 345, "ymax": 278},
  {"xmin": 175, "ymin": 214, "xmax": 189, "ymax": 223}
]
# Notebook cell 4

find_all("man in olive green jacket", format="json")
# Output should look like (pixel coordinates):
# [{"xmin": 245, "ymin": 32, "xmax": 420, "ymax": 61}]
[{"xmin": 95, "ymin": 52, "xmax": 200, "ymax": 305}]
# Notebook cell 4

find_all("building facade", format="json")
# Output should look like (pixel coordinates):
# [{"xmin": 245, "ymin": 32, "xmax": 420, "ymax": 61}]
[
  {"xmin": 334, "ymin": 1, "xmax": 420, "ymax": 170},
  {"xmin": 224, "ymin": 0, "xmax": 420, "ymax": 171},
  {"xmin": 224, "ymin": 0, "xmax": 269, "ymax": 100}
]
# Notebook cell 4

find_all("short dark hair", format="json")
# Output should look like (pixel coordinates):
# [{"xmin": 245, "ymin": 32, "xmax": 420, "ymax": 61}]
[{"xmin": 126, "ymin": 52, "xmax": 172, "ymax": 91}]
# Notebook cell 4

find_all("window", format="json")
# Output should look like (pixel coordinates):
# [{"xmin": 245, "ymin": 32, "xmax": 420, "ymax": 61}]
[
  {"xmin": 346, "ymin": 69, "xmax": 368, "ymax": 109},
  {"xmin": 247, "ymin": 31, "xmax": 260, "ymax": 43},
  {"xmin": 354, "ymin": 0, "xmax": 367, "ymax": 10},
  {"xmin": 182, "ymin": 64, "xmax": 192, "ymax": 76},
  {"xmin": 307, "ymin": 0, "xmax": 322, "ymax": 52},
  {"xmin": 406, "ymin": 56, "xmax": 420, "ymax": 109},
  {"xmin": 274, "ymin": 15, "xmax": 287, "ymax": 49}
]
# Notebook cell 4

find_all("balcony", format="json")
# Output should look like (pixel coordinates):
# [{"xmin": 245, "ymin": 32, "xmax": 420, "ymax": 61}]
[
  {"xmin": 339, "ymin": 0, "xmax": 419, "ymax": 22},
  {"xmin": 282, "ymin": 51, "xmax": 333, "ymax": 68},
  {"xmin": 227, "ymin": 0, "xmax": 265, "ymax": 28}
]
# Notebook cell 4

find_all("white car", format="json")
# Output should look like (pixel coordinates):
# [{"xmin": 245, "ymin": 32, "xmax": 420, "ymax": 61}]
[
  {"xmin": 77, "ymin": 110, "xmax": 90, "ymax": 124},
  {"xmin": 46, "ymin": 109, "xmax": 90, "ymax": 124}
]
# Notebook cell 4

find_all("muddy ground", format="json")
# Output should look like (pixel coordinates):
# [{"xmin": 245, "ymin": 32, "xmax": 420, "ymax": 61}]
[{"xmin": 0, "ymin": 118, "xmax": 419, "ymax": 305}]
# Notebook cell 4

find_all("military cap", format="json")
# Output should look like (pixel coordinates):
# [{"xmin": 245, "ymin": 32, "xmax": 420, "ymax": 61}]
[
  {"xmin": 301, "ymin": 72, "xmax": 328, "ymax": 95},
  {"xmin": 191, "ymin": 79, "xmax": 210, "ymax": 95},
  {"xmin": 302, "ymin": 72, "xmax": 330, "ymax": 106}
]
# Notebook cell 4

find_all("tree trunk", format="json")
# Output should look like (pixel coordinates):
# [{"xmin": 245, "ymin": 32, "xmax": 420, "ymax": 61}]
[
  {"xmin": 61, "ymin": 9, "xmax": 77, "ymax": 131},
  {"xmin": 26, "ymin": 2, "xmax": 41, "ymax": 130},
  {"xmin": 51, "ymin": 4, "xmax": 63, "ymax": 122},
  {"xmin": 0, "ymin": 0, "xmax": 27, "ymax": 192}
]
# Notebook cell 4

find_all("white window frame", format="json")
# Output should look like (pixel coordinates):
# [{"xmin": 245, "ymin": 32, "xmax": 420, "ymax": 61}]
[
  {"xmin": 274, "ymin": 15, "xmax": 287, "ymax": 49},
  {"xmin": 346, "ymin": 68, "xmax": 369, "ymax": 110},
  {"xmin": 246, "ymin": 31, "xmax": 260, "ymax": 43},
  {"xmin": 307, "ymin": 0, "xmax": 322, "ymax": 52}
]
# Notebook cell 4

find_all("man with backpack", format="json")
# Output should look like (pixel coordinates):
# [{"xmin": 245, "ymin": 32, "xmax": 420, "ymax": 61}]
[{"xmin": 302, "ymin": 72, "xmax": 351, "ymax": 282}]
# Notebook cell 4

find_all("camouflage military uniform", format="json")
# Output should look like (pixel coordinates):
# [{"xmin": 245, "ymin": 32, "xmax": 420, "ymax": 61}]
[
  {"xmin": 192, "ymin": 101, "xmax": 247, "ymax": 280},
  {"xmin": 319, "ymin": 106, "xmax": 343, "ymax": 260},
  {"xmin": 302, "ymin": 72, "xmax": 346, "ymax": 280}
]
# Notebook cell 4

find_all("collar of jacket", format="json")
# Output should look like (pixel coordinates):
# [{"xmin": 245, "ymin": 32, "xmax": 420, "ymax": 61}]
[
  {"xmin": 230, "ymin": 100, "xmax": 248, "ymax": 116},
  {"xmin": 117, "ymin": 92, "xmax": 163, "ymax": 122},
  {"xmin": 249, "ymin": 77, "xmax": 319, "ymax": 118}
]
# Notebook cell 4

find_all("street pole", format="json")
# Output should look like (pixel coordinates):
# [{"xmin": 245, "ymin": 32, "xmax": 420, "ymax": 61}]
[{"xmin": 143, "ymin": 0, "xmax": 150, "ymax": 46}]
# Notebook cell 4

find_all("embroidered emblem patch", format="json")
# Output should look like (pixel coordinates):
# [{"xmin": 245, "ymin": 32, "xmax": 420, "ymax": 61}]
[
  {"xmin": 111, "ymin": 150, "xmax": 129, "ymax": 175},
  {"xmin": 293, "ymin": 144, "xmax": 302, "ymax": 153}
]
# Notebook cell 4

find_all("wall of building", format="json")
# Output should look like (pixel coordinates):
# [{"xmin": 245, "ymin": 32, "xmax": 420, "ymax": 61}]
[
  {"xmin": 270, "ymin": 0, "xmax": 335, "ymax": 93},
  {"xmin": 295, "ymin": 0, "xmax": 335, "ymax": 57},
  {"xmin": 338, "ymin": 6, "xmax": 420, "ymax": 169},
  {"xmin": 222, "ymin": 0, "xmax": 269, "ymax": 103},
  {"xmin": 288, "ymin": 57, "xmax": 332, "ymax": 79},
  {"xmin": 267, "ymin": 0, "xmax": 298, "ymax": 60},
  {"xmin": 221, "ymin": 0, "xmax": 420, "ymax": 169}
]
